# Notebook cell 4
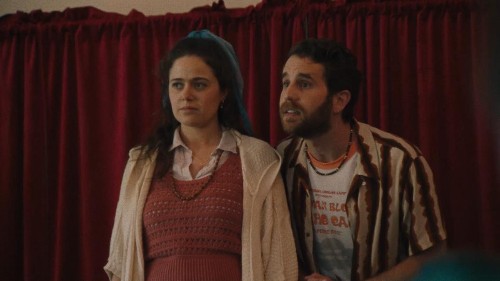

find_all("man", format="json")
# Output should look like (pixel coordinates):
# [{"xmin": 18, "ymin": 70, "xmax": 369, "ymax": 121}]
[{"xmin": 277, "ymin": 39, "xmax": 447, "ymax": 281}]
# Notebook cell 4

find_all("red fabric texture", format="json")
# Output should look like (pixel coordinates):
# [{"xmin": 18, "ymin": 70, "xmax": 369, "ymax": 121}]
[
  {"xmin": 143, "ymin": 154, "xmax": 243, "ymax": 280},
  {"xmin": 0, "ymin": 1, "xmax": 498, "ymax": 280}
]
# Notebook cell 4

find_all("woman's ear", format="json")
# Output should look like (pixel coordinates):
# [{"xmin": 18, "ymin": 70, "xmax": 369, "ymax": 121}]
[
  {"xmin": 220, "ymin": 90, "xmax": 228, "ymax": 109},
  {"xmin": 332, "ymin": 90, "xmax": 351, "ymax": 114},
  {"xmin": 222, "ymin": 89, "xmax": 229, "ymax": 100}
]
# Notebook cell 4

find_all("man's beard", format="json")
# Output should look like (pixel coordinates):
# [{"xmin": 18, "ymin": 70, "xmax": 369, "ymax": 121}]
[{"xmin": 282, "ymin": 95, "xmax": 332, "ymax": 139}]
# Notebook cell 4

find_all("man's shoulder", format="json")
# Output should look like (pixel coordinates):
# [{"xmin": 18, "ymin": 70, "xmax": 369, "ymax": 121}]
[
  {"xmin": 358, "ymin": 122, "xmax": 423, "ymax": 159},
  {"xmin": 276, "ymin": 136, "xmax": 293, "ymax": 151},
  {"xmin": 276, "ymin": 136, "xmax": 302, "ymax": 156}
]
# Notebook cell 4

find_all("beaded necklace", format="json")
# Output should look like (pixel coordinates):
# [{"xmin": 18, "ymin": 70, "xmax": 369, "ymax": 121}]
[
  {"xmin": 169, "ymin": 151, "xmax": 222, "ymax": 201},
  {"xmin": 305, "ymin": 127, "xmax": 354, "ymax": 176}
]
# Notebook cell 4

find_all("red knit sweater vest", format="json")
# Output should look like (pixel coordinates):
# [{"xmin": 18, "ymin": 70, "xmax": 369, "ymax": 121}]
[{"xmin": 143, "ymin": 153, "xmax": 243, "ymax": 281}]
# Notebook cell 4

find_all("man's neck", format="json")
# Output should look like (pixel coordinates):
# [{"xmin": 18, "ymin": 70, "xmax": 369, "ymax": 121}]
[{"xmin": 305, "ymin": 119, "xmax": 352, "ymax": 163}]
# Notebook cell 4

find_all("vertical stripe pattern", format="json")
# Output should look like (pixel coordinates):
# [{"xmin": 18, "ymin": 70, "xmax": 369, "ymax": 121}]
[{"xmin": 277, "ymin": 121, "xmax": 447, "ymax": 280}]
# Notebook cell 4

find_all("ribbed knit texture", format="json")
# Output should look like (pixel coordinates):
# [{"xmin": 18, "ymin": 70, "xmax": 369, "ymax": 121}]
[{"xmin": 143, "ymin": 153, "xmax": 243, "ymax": 281}]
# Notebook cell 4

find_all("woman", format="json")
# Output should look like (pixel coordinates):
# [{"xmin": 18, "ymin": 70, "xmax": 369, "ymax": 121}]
[{"xmin": 104, "ymin": 30, "xmax": 297, "ymax": 281}]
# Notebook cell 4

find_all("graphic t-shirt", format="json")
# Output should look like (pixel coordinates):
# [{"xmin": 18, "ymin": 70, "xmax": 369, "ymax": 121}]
[{"xmin": 307, "ymin": 145, "xmax": 358, "ymax": 281}]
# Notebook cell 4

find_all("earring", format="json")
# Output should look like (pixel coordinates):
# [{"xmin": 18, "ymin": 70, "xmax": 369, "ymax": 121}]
[{"xmin": 219, "ymin": 100, "xmax": 224, "ymax": 109}]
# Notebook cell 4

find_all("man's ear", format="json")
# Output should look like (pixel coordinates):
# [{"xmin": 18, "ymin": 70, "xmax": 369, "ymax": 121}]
[{"xmin": 332, "ymin": 90, "xmax": 351, "ymax": 114}]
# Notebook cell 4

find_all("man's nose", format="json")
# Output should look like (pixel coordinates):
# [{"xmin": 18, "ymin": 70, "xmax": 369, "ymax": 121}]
[{"xmin": 281, "ymin": 85, "xmax": 299, "ymax": 101}]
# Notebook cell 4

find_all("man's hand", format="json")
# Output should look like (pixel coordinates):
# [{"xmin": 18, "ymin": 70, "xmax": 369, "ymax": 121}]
[
  {"xmin": 304, "ymin": 272, "xmax": 335, "ymax": 281},
  {"xmin": 366, "ymin": 241, "xmax": 447, "ymax": 281}
]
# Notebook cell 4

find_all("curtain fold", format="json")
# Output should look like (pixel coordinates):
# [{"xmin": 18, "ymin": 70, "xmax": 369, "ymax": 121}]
[{"xmin": 0, "ymin": 1, "xmax": 498, "ymax": 280}]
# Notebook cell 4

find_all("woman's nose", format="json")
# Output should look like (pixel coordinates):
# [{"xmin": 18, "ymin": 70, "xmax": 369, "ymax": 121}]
[{"xmin": 180, "ymin": 86, "xmax": 194, "ymax": 100}]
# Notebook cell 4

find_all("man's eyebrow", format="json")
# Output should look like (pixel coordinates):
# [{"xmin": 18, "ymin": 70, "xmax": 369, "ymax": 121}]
[
  {"xmin": 296, "ymin": 73, "xmax": 313, "ymax": 80},
  {"xmin": 281, "ymin": 72, "xmax": 314, "ymax": 80}
]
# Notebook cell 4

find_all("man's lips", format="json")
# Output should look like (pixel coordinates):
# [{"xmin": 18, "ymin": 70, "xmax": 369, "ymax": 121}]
[
  {"xmin": 281, "ymin": 105, "xmax": 302, "ymax": 115},
  {"xmin": 281, "ymin": 107, "xmax": 302, "ymax": 124},
  {"xmin": 282, "ymin": 108, "xmax": 300, "ymax": 114}
]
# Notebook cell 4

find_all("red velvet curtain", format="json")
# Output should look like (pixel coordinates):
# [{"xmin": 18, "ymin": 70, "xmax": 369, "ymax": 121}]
[{"xmin": 0, "ymin": 1, "xmax": 498, "ymax": 280}]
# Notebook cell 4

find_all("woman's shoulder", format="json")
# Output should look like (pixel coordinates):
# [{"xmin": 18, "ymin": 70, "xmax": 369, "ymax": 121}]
[
  {"xmin": 128, "ymin": 146, "xmax": 142, "ymax": 158},
  {"xmin": 232, "ymin": 131, "xmax": 276, "ymax": 153},
  {"xmin": 231, "ymin": 133, "xmax": 281, "ymax": 168},
  {"xmin": 126, "ymin": 146, "xmax": 158, "ymax": 165}
]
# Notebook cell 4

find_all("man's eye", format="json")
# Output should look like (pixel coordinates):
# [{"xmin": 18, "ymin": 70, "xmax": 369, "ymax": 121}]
[{"xmin": 299, "ymin": 81, "xmax": 311, "ymax": 89}]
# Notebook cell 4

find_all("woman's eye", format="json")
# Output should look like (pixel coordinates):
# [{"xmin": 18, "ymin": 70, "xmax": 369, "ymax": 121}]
[
  {"xmin": 170, "ymin": 82, "xmax": 183, "ymax": 90},
  {"xmin": 193, "ymin": 82, "xmax": 207, "ymax": 90},
  {"xmin": 282, "ymin": 81, "xmax": 290, "ymax": 88}
]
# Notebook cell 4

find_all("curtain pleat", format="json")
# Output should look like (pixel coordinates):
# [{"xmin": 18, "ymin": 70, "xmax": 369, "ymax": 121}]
[{"xmin": 0, "ymin": 1, "xmax": 498, "ymax": 281}]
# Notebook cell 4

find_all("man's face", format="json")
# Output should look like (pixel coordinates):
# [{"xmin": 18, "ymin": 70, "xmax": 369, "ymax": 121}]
[{"xmin": 280, "ymin": 55, "xmax": 332, "ymax": 138}]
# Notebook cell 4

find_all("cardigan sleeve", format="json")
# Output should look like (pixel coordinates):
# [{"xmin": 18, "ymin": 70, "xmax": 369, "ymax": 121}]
[
  {"xmin": 260, "ymin": 168, "xmax": 298, "ymax": 281},
  {"xmin": 103, "ymin": 149, "xmax": 140, "ymax": 280}
]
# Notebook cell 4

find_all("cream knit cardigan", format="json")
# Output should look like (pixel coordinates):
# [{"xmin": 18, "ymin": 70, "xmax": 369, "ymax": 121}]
[{"xmin": 104, "ymin": 130, "xmax": 298, "ymax": 281}]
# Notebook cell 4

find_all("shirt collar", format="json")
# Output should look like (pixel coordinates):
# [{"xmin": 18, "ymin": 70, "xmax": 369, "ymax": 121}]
[
  {"xmin": 169, "ymin": 127, "xmax": 238, "ymax": 154},
  {"xmin": 352, "ymin": 120, "xmax": 381, "ymax": 181}
]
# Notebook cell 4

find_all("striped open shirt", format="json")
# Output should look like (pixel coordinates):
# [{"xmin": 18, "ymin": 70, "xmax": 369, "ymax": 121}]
[{"xmin": 277, "ymin": 120, "xmax": 447, "ymax": 280}]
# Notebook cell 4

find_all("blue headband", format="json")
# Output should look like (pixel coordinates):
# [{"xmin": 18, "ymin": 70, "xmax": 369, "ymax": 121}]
[{"xmin": 186, "ymin": 29, "xmax": 253, "ymax": 135}]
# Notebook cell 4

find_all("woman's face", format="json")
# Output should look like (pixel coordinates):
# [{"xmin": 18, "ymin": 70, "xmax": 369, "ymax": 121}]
[{"xmin": 168, "ymin": 55, "xmax": 226, "ymax": 130}]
